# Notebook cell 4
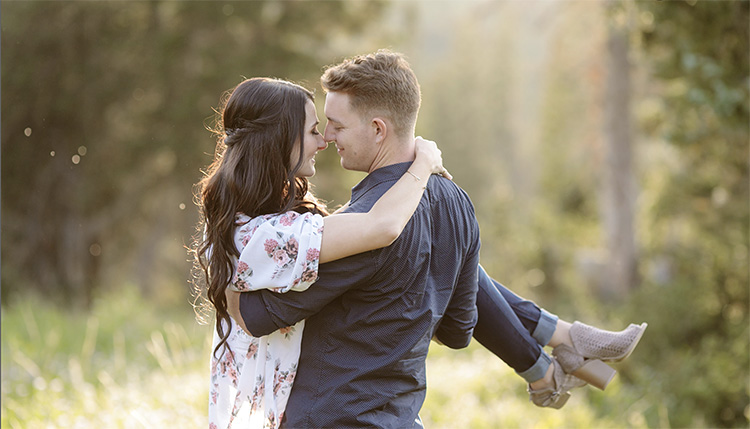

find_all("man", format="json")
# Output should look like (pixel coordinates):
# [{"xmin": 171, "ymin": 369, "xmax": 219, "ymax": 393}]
[{"xmin": 233, "ymin": 50, "xmax": 481, "ymax": 427}]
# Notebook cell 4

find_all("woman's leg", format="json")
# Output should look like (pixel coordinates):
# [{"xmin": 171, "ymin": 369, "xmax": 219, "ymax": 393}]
[
  {"xmin": 475, "ymin": 265, "xmax": 647, "ymax": 394},
  {"xmin": 473, "ymin": 265, "xmax": 553, "ymax": 383},
  {"xmin": 547, "ymin": 320, "xmax": 573, "ymax": 348},
  {"xmin": 493, "ymin": 278, "xmax": 643, "ymax": 362},
  {"xmin": 486, "ymin": 269, "xmax": 560, "ymax": 347},
  {"xmin": 485, "ymin": 267, "xmax": 646, "ymax": 390},
  {"xmin": 473, "ymin": 265, "xmax": 585, "ymax": 408}
]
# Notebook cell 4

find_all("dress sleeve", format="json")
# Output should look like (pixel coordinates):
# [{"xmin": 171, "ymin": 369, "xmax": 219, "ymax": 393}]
[{"xmin": 229, "ymin": 211, "xmax": 324, "ymax": 293}]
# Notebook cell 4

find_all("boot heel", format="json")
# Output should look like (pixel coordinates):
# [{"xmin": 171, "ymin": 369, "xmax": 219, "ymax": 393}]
[{"xmin": 571, "ymin": 359, "xmax": 616, "ymax": 390}]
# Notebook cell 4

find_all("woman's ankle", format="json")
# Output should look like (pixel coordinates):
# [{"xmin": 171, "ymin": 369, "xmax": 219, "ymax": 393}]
[
  {"xmin": 529, "ymin": 362, "xmax": 555, "ymax": 390},
  {"xmin": 547, "ymin": 319, "xmax": 573, "ymax": 348}
]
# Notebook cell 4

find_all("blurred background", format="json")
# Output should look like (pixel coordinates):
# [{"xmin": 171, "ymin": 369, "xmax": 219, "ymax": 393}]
[{"xmin": 1, "ymin": 1, "xmax": 747, "ymax": 427}]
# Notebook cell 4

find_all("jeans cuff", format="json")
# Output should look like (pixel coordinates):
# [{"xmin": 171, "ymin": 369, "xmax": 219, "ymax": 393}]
[
  {"xmin": 532, "ymin": 309, "xmax": 558, "ymax": 346},
  {"xmin": 516, "ymin": 348, "xmax": 552, "ymax": 383}
]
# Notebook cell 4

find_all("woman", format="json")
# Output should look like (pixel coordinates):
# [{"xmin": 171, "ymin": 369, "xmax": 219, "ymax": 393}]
[
  {"xmin": 194, "ymin": 77, "xmax": 450, "ymax": 428},
  {"xmin": 195, "ymin": 77, "xmax": 647, "ymax": 427}
]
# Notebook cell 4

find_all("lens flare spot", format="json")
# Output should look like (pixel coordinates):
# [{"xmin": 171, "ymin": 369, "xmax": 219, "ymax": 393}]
[
  {"xmin": 90, "ymin": 243, "xmax": 102, "ymax": 257},
  {"xmin": 526, "ymin": 268, "xmax": 546, "ymax": 287}
]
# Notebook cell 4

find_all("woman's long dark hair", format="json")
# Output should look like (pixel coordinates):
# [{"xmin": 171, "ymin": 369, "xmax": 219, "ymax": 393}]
[{"xmin": 192, "ymin": 78, "xmax": 328, "ymax": 356}]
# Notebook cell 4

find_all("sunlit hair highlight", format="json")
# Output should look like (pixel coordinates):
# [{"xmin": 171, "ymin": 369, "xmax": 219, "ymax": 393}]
[
  {"xmin": 320, "ymin": 49, "xmax": 421, "ymax": 138},
  {"xmin": 191, "ymin": 77, "xmax": 328, "ymax": 357}
]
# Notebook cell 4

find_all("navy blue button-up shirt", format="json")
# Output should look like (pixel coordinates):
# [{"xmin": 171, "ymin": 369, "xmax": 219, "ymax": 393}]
[{"xmin": 239, "ymin": 161, "xmax": 481, "ymax": 428}]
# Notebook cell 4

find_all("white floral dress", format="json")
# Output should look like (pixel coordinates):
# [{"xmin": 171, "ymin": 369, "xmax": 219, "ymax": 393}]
[{"xmin": 208, "ymin": 211, "xmax": 324, "ymax": 429}]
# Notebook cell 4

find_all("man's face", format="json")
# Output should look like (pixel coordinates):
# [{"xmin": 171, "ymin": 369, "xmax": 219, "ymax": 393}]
[{"xmin": 323, "ymin": 91, "xmax": 377, "ymax": 172}]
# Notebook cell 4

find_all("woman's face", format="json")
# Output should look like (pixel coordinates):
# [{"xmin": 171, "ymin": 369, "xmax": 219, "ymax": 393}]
[{"xmin": 292, "ymin": 100, "xmax": 328, "ymax": 177}]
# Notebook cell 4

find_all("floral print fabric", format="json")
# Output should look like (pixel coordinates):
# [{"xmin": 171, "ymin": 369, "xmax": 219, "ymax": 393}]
[
  {"xmin": 230, "ymin": 211, "xmax": 323, "ymax": 294},
  {"xmin": 208, "ymin": 211, "xmax": 323, "ymax": 429}
]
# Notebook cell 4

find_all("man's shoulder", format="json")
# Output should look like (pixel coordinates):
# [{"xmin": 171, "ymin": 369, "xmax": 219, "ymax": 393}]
[{"xmin": 425, "ymin": 175, "xmax": 474, "ymax": 206}]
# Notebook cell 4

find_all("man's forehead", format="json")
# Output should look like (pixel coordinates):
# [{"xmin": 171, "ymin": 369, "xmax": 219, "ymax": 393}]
[
  {"xmin": 325, "ymin": 91, "xmax": 351, "ymax": 107},
  {"xmin": 325, "ymin": 92, "xmax": 354, "ymax": 122}
]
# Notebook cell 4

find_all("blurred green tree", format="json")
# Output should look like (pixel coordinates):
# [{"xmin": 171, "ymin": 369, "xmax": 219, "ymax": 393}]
[
  {"xmin": 1, "ymin": 1, "xmax": 388, "ymax": 306},
  {"xmin": 415, "ymin": 2, "xmax": 612, "ymax": 310},
  {"xmin": 627, "ymin": 0, "xmax": 749, "ymax": 426}
]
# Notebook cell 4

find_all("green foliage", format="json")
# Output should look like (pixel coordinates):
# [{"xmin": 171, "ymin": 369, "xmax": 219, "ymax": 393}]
[
  {"xmin": 622, "ymin": 1, "xmax": 750, "ymax": 427},
  {"xmin": 0, "ymin": 1, "xmax": 390, "ymax": 306},
  {"xmin": 624, "ymin": 278, "xmax": 748, "ymax": 428}
]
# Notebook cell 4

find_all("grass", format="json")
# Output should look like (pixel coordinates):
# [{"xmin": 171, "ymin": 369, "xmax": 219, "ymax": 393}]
[
  {"xmin": 2, "ymin": 286, "xmax": 648, "ymax": 428},
  {"xmin": 2, "ymin": 287, "xmax": 210, "ymax": 428}
]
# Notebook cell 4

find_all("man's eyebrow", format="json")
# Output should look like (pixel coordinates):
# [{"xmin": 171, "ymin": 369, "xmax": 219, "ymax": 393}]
[{"xmin": 326, "ymin": 116, "xmax": 341, "ymax": 125}]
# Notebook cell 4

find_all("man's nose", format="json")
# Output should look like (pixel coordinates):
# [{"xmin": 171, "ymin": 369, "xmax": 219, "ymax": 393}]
[
  {"xmin": 318, "ymin": 136, "xmax": 328, "ymax": 150},
  {"xmin": 323, "ymin": 124, "xmax": 334, "ymax": 143}
]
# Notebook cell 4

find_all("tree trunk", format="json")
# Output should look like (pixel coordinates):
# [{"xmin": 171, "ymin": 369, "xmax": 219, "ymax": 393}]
[{"xmin": 601, "ymin": 9, "xmax": 638, "ymax": 299}]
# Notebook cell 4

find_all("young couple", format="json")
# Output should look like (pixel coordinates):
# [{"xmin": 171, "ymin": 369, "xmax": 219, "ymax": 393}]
[{"xmin": 194, "ymin": 50, "xmax": 647, "ymax": 428}]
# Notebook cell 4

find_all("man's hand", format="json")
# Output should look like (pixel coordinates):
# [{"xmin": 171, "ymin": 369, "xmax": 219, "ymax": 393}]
[{"xmin": 225, "ymin": 289, "xmax": 252, "ymax": 335}]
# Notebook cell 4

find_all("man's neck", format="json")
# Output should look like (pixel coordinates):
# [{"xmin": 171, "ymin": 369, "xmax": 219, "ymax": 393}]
[{"xmin": 368, "ymin": 134, "xmax": 416, "ymax": 173}]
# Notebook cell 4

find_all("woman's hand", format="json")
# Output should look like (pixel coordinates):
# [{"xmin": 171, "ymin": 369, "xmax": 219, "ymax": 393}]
[
  {"xmin": 414, "ymin": 136, "xmax": 452, "ymax": 180},
  {"xmin": 225, "ymin": 289, "xmax": 252, "ymax": 336}
]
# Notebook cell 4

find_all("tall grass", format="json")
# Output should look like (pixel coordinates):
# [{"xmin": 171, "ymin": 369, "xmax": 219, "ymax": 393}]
[
  {"xmin": 1, "ymin": 287, "xmax": 210, "ymax": 428},
  {"xmin": 2, "ymin": 287, "xmax": 648, "ymax": 428}
]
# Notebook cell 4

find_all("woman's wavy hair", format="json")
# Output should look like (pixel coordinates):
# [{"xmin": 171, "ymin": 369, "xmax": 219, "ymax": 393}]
[{"xmin": 192, "ymin": 77, "xmax": 328, "ymax": 356}]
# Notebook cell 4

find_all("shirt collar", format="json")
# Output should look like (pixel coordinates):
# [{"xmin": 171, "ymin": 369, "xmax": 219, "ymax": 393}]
[{"xmin": 350, "ymin": 161, "xmax": 413, "ymax": 204}]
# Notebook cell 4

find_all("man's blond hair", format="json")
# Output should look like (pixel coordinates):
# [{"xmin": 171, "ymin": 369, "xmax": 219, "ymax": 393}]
[{"xmin": 321, "ymin": 50, "xmax": 421, "ymax": 138}]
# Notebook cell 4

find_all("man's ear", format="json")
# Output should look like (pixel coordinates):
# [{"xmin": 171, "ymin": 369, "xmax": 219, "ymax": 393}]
[{"xmin": 372, "ymin": 118, "xmax": 387, "ymax": 144}]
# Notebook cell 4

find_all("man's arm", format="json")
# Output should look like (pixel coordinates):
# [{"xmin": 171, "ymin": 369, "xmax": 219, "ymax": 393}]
[
  {"xmin": 234, "ymin": 249, "xmax": 376, "ymax": 337},
  {"xmin": 434, "ymin": 201, "xmax": 481, "ymax": 348}
]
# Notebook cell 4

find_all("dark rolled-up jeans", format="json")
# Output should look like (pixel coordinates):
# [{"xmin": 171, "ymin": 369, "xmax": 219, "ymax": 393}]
[{"xmin": 473, "ymin": 265, "xmax": 558, "ymax": 383}]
